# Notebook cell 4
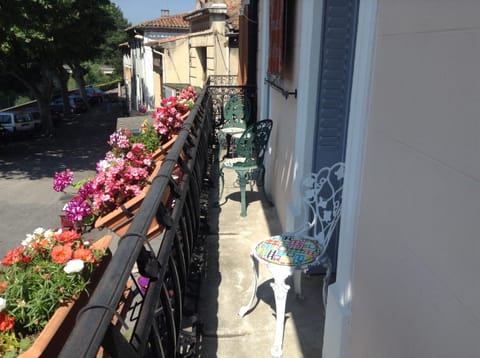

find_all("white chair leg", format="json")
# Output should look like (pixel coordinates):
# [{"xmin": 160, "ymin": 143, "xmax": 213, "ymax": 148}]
[
  {"xmin": 239, "ymin": 253, "xmax": 259, "ymax": 317},
  {"xmin": 321, "ymin": 257, "xmax": 332, "ymax": 308},
  {"xmin": 269, "ymin": 267, "xmax": 291, "ymax": 358},
  {"xmin": 293, "ymin": 269, "xmax": 304, "ymax": 299}
]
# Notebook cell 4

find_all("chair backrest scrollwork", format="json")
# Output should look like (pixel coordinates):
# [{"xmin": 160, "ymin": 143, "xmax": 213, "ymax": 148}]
[
  {"xmin": 223, "ymin": 94, "xmax": 251, "ymax": 129},
  {"xmin": 253, "ymin": 119, "xmax": 273, "ymax": 167},
  {"xmin": 299, "ymin": 162, "xmax": 345, "ymax": 253},
  {"xmin": 235, "ymin": 119, "xmax": 273, "ymax": 164}
]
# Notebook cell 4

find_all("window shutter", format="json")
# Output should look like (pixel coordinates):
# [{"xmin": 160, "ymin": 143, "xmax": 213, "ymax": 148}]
[
  {"xmin": 314, "ymin": 0, "xmax": 359, "ymax": 170},
  {"xmin": 267, "ymin": 0, "xmax": 285, "ymax": 76},
  {"xmin": 312, "ymin": 0, "xmax": 359, "ymax": 275}
]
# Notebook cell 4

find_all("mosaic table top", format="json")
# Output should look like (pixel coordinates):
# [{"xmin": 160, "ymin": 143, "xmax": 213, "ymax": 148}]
[{"xmin": 254, "ymin": 235, "xmax": 322, "ymax": 266}]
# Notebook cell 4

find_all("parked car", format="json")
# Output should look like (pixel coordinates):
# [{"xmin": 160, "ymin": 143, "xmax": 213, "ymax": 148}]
[
  {"xmin": 0, "ymin": 111, "xmax": 35, "ymax": 138},
  {"xmin": 0, "ymin": 125, "xmax": 9, "ymax": 146},
  {"xmin": 50, "ymin": 95, "xmax": 88, "ymax": 114},
  {"xmin": 69, "ymin": 95, "xmax": 88, "ymax": 113},
  {"xmin": 27, "ymin": 110, "xmax": 42, "ymax": 131},
  {"xmin": 85, "ymin": 87, "xmax": 106, "ymax": 104},
  {"xmin": 73, "ymin": 87, "xmax": 106, "ymax": 105}
]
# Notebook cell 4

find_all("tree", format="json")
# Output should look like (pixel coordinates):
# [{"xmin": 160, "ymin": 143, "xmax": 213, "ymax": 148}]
[
  {"xmin": 97, "ymin": 3, "xmax": 131, "ymax": 76},
  {"xmin": 0, "ymin": 0, "xmax": 60, "ymax": 135},
  {"xmin": 0, "ymin": 0, "xmax": 120, "ymax": 134}
]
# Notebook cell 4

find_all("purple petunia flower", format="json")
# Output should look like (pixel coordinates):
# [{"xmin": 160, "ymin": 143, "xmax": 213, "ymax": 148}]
[
  {"xmin": 53, "ymin": 169, "xmax": 74, "ymax": 192},
  {"xmin": 64, "ymin": 196, "xmax": 92, "ymax": 223}
]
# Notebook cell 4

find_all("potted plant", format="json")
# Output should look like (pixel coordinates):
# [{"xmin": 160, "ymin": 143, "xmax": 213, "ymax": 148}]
[
  {"xmin": 54, "ymin": 86, "xmax": 198, "ymax": 239},
  {"xmin": 0, "ymin": 228, "xmax": 111, "ymax": 357},
  {"xmin": 53, "ymin": 137, "xmax": 156, "ymax": 234}
]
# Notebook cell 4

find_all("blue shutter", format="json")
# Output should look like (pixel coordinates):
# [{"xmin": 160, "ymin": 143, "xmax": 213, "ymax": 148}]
[{"xmin": 311, "ymin": 0, "xmax": 359, "ymax": 275}]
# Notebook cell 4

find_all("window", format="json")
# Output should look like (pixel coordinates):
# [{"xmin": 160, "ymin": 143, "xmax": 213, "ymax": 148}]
[{"xmin": 266, "ymin": 0, "xmax": 296, "ymax": 97}]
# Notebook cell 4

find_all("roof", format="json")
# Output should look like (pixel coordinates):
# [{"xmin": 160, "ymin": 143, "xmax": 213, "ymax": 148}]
[{"xmin": 127, "ymin": 12, "xmax": 190, "ymax": 31}]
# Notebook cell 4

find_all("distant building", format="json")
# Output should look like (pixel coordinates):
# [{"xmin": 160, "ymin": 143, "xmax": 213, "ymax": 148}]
[
  {"xmin": 121, "ymin": 11, "xmax": 190, "ymax": 111},
  {"xmin": 121, "ymin": 1, "xmax": 241, "ymax": 112}
]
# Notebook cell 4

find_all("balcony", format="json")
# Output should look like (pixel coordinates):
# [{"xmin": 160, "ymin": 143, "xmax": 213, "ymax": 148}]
[{"xmin": 59, "ymin": 77, "xmax": 326, "ymax": 357}]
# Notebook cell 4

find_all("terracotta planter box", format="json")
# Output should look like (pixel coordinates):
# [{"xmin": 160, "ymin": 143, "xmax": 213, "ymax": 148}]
[
  {"xmin": 19, "ymin": 235, "xmax": 113, "ymax": 358},
  {"xmin": 151, "ymin": 135, "xmax": 177, "ymax": 163},
  {"xmin": 94, "ymin": 135, "xmax": 180, "ymax": 240}
]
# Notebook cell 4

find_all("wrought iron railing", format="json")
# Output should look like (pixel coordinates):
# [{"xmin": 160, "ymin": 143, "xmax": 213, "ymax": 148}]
[
  {"xmin": 207, "ymin": 76, "xmax": 257, "ymax": 129},
  {"xmin": 59, "ymin": 77, "xmax": 256, "ymax": 357}
]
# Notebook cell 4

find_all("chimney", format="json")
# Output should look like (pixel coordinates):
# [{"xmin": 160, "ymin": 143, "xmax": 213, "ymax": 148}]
[{"xmin": 160, "ymin": 9, "xmax": 170, "ymax": 17}]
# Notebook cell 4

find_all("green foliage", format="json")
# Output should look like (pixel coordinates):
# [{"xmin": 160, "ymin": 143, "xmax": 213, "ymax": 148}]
[
  {"xmin": 96, "ymin": 78, "xmax": 123, "ymax": 91},
  {"xmin": 0, "ymin": 1, "xmax": 125, "ymax": 94},
  {"xmin": 130, "ymin": 122, "xmax": 161, "ymax": 153},
  {"xmin": 96, "ymin": 3, "xmax": 131, "ymax": 75},
  {"xmin": 83, "ymin": 62, "xmax": 110, "ymax": 87},
  {"xmin": 0, "ymin": 228, "xmax": 109, "ymax": 354},
  {"xmin": 14, "ymin": 96, "xmax": 34, "ymax": 106},
  {"xmin": 0, "ymin": 330, "xmax": 30, "ymax": 357},
  {"xmin": 67, "ymin": 77, "xmax": 77, "ymax": 91}
]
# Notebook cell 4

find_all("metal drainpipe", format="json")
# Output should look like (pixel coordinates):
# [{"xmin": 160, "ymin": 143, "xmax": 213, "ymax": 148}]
[
  {"xmin": 226, "ymin": 38, "xmax": 230, "ymax": 76},
  {"xmin": 152, "ymin": 48, "xmax": 164, "ymax": 101}
]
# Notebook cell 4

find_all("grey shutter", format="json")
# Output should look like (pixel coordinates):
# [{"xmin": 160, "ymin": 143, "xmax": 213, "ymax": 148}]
[{"xmin": 311, "ymin": 0, "xmax": 359, "ymax": 274}]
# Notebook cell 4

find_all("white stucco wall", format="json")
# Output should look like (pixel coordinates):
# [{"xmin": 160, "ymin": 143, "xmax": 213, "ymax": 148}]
[
  {"xmin": 260, "ymin": 0, "xmax": 322, "ymax": 232},
  {"xmin": 143, "ymin": 46, "xmax": 154, "ymax": 108},
  {"xmin": 163, "ymin": 38, "xmax": 190, "ymax": 85},
  {"xmin": 342, "ymin": 1, "xmax": 480, "ymax": 357}
]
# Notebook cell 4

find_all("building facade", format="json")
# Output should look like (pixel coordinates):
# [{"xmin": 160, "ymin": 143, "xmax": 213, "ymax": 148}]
[
  {"xmin": 122, "ymin": 1, "xmax": 241, "ymax": 112},
  {"xmin": 251, "ymin": 0, "xmax": 480, "ymax": 357}
]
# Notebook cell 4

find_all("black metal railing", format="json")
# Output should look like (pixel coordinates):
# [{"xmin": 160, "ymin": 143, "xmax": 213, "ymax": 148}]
[
  {"xmin": 207, "ymin": 76, "xmax": 257, "ymax": 129},
  {"xmin": 59, "ymin": 85, "xmax": 212, "ymax": 358},
  {"xmin": 59, "ymin": 77, "xmax": 255, "ymax": 357}
]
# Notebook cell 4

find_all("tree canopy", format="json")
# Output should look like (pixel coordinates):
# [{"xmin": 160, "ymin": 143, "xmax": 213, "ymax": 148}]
[{"xmin": 0, "ymin": 0, "xmax": 130, "ymax": 133}]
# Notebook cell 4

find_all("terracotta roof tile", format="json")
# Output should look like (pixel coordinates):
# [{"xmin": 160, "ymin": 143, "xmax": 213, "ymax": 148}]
[{"xmin": 133, "ymin": 12, "xmax": 190, "ymax": 30}]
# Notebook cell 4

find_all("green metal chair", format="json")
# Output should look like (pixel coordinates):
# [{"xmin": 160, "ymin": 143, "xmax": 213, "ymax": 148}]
[
  {"xmin": 218, "ymin": 94, "xmax": 252, "ymax": 157},
  {"xmin": 219, "ymin": 119, "xmax": 273, "ymax": 217}
]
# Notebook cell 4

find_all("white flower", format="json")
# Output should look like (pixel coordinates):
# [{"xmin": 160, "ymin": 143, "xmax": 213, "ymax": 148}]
[
  {"xmin": 97, "ymin": 159, "xmax": 110, "ymax": 172},
  {"xmin": 64, "ymin": 259, "xmax": 84, "ymax": 274},
  {"xmin": 44, "ymin": 229, "xmax": 55, "ymax": 239},
  {"xmin": 0, "ymin": 297, "xmax": 5, "ymax": 311},
  {"xmin": 22, "ymin": 234, "xmax": 35, "ymax": 247},
  {"xmin": 33, "ymin": 227, "xmax": 45, "ymax": 235}
]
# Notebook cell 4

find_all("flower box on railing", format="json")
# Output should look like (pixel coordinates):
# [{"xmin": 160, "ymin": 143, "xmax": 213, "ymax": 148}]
[
  {"xmin": 2, "ymin": 235, "xmax": 112, "ymax": 358},
  {"xmin": 94, "ymin": 135, "xmax": 181, "ymax": 240}
]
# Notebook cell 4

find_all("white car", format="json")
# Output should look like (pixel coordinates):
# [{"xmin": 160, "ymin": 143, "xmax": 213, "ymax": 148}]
[{"xmin": 0, "ymin": 111, "xmax": 35, "ymax": 138}]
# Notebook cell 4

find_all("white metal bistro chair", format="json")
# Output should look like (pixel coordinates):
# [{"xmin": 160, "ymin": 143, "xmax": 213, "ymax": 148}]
[{"xmin": 238, "ymin": 162, "xmax": 345, "ymax": 357}]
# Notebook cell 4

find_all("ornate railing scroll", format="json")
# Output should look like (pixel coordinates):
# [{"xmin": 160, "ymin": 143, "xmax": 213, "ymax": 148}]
[{"xmin": 207, "ymin": 75, "xmax": 257, "ymax": 130}]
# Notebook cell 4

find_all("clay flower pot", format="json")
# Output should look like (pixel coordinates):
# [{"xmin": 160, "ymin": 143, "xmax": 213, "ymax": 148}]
[{"xmin": 18, "ymin": 235, "xmax": 113, "ymax": 358}]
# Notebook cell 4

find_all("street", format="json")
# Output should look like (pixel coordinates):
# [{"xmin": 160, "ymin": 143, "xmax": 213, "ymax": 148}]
[{"xmin": 0, "ymin": 101, "xmax": 125, "ymax": 258}]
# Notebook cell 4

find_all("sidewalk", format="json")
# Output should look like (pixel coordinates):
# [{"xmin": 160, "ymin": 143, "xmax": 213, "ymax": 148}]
[{"xmin": 196, "ymin": 168, "xmax": 326, "ymax": 357}]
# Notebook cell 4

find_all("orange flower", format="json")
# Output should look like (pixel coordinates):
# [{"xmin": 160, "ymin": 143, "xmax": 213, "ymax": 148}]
[
  {"xmin": 0, "ymin": 281, "xmax": 7, "ymax": 294},
  {"xmin": 0, "ymin": 311, "xmax": 15, "ymax": 331},
  {"xmin": 55, "ymin": 229, "xmax": 81, "ymax": 244},
  {"xmin": 50, "ymin": 245, "xmax": 73, "ymax": 264},
  {"xmin": 1, "ymin": 246, "xmax": 24, "ymax": 266},
  {"xmin": 73, "ymin": 248, "xmax": 96, "ymax": 263},
  {"xmin": 39, "ymin": 238, "xmax": 51, "ymax": 249}
]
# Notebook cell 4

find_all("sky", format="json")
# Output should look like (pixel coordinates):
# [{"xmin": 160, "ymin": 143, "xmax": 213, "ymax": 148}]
[{"xmin": 112, "ymin": 0, "xmax": 197, "ymax": 26}]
